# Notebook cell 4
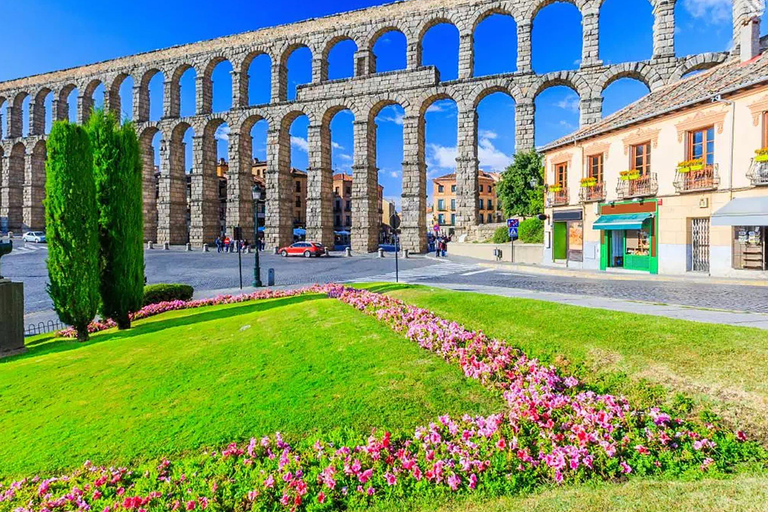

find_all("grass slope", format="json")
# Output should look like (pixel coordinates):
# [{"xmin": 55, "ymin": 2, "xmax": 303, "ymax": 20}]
[
  {"xmin": 0, "ymin": 295, "xmax": 498, "ymax": 478},
  {"xmin": 358, "ymin": 284, "xmax": 768, "ymax": 439}
]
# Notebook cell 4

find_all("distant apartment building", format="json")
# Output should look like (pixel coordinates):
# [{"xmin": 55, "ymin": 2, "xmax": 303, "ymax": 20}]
[
  {"xmin": 333, "ymin": 173, "xmax": 384, "ymax": 233},
  {"xmin": 431, "ymin": 172, "xmax": 504, "ymax": 228}
]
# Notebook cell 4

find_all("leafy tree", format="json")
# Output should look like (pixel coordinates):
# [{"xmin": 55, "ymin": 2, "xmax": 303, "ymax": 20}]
[
  {"xmin": 497, "ymin": 149, "xmax": 545, "ymax": 218},
  {"xmin": 519, "ymin": 218, "xmax": 544, "ymax": 244},
  {"xmin": 45, "ymin": 121, "xmax": 100, "ymax": 342},
  {"xmin": 88, "ymin": 110, "xmax": 145, "ymax": 330},
  {"xmin": 492, "ymin": 226, "xmax": 510, "ymax": 244}
]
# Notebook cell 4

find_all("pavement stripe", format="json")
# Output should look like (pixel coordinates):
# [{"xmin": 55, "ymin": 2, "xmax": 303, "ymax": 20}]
[{"xmin": 460, "ymin": 269, "xmax": 495, "ymax": 277}]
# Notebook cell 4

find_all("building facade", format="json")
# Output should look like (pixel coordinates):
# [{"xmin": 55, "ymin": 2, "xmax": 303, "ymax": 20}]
[
  {"xmin": 542, "ymin": 28, "xmax": 768, "ymax": 278},
  {"xmin": 0, "ymin": 0, "xmax": 761, "ymax": 252},
  {"xmin": 432, "ymin": 171, "xmax": 503, "ymax": 229}
]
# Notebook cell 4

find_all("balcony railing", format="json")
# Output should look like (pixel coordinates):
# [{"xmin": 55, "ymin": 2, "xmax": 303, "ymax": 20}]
[
  {"xmin": 546, "ymin": 187, "xmax": 569, "ymax": 207},
  {"xmin": 673, "ymin": 164, "xmax": 720, "ymax": 193},
  {"xmin": 579, "ymin": 182, "xmax": 606, "ymax": 203},
  {"xmin": 616, "ymin": 173, "xmax": 658, "ymax": 199},
  {"xmin": 747, "ymin": 159, "xmax": 768, "ymax": 186}
]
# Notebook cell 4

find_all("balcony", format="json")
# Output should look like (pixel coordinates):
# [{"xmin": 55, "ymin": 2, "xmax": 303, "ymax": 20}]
[
  {"xmin": 546, "ymin": 186, "xmax": 570, "ymax": 207},
  {"xmin": 748, "ymin": 159, "xmax": 768, "ymax": 186},
  {"xmin": 673, "ymin": 164, "xmax": 720, "ymax": 193},
  {"xmin": 616, "ymin": 173, "xmax": 658, "ymax": 200},
  {"xmin": 579, "ymin": 181, "xmax": 606, "ymax": 203}
]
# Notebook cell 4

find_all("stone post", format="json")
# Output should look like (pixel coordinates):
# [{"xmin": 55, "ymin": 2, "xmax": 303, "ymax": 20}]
[
  {"xmin": 351, "ymin": 119, "xmax": 379, "ymax": 253},
  {"xmin": 458, "ymin": 31, "xmax": 475, "ymax": 80},
  {"xmin": 580, "ymin": 94, "xmax": 603, "ymax": 126},
  {"xmin": 517, "ymin": 21, "xmax": 533, "ymax": 74},
  {"xmin": 227, "ymin": 130, "xmax": 255, "ymax": 240},
  {"xmin": 157, "ymin": 137, "xmax": 188, "ymax": 245},
  {"xmin": 2, "ymin": 151, "xmax": 24, "ymax": 232},
  {"xmin": 133, "ymin": 85, "xmax": 148, "ymax": 123},
  {"xmin": 77, "ymin": 95, "xmax": 93, "ymax": 125},
  {"xmin": 652, "ymin": 0, "xmax": 676, "ymax": 59},
  {"xmin": 30, "ymin": 101, "xmax": 46, "ymax": 136},
  {"xmin": 52, "ymin": 98, "xmax": 68, "ymax": 122},
  {"xmin": 265, "ymin": 127, "xmax": 294, "ymax": 249},
  {"xmin": 189, "ymin": 135, "xmax": 219, "ymax": 245},
  {"xmin": 581, "ymin": 8, "xmax": 602, "ymax": 68},
  {"xmin": 455, "ymin": 109, "xmax": 479, "ymax": 232},
  {"xmin": 231, "ymin": 69, "xmax": 248, "ymax": 109},
  {"xmin": 197, "ymin": 76, "xmax": 212, "ymax": 115},
  {"xmin": 400, "ymin": 115, "xmax": 427, "ymax": 253},
  {"xmin": 6, "ymin": 106, "xmax": 21, "ymax": 139},
  {"xmin": 165, "ymin": 79, "xmax": 179, "ymax": 118},
  {"xmin": 515, "ymin": 100, "xmax": 535, "ymax": 151},
  {"xmin": 272, "ymin": 63, "xmax": 287, "ymax": 103},
  {"xmin": 355, "ymin": 49, "xmax": 377, "ymax": 76},
  {"xmin": 141, "ymin": 135, "xmax": 158, "ymax": 243},
  {"xmin": 22, "ymin": 144, "xmax": 45, "ymax": 232},
  {"xmin": 306, "ymin": 124, "xmax": 335, "ymax": 247},
  {"xmin": 312, "ymin": 57, "xmax": 327, "ymax": 83}
]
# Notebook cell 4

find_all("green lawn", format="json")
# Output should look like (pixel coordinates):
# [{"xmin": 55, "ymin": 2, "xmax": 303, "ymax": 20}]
[
  {"xmin": 357, "ymin": 284, "xmax": 768, "ymax": 440},
  {"xmin": 0, "ymin": 294, "xmax": 498, "ymax": 478}
]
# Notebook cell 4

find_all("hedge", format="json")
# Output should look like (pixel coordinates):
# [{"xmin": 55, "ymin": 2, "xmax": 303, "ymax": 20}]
[
  {"xmin": 519, "ymin": 218, "xmax": 544, "ymax": 244},
  {"xmin": 143, "ymin": 284, "xmax": 194, "ymax": 306},
  {"xmin": 492, "ymin": 226, "xmax": 510, "ymax": 244}
]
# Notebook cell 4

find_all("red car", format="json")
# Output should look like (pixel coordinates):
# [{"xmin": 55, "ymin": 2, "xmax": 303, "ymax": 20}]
[{"xmin": 279, "ymin": 242, "xmax": 327, "ymax": 258}]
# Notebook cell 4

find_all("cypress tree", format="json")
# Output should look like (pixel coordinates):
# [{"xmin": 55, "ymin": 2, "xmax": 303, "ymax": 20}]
[
  {"xmin": 88, "ymin": 110, "xmax": 145, "ymax": 329},
  {"xmin": 45, "ymin": 121, "xmax": 100, "ymax": 342}
]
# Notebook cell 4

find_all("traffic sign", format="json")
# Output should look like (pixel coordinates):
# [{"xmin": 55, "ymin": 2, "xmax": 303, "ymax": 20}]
[
  {"xmin": 390, "ymin": 215, "xmax": 401, "ymax": 230},
  {"xmin": 508, "ymin": 227, "xmax": 519, "ymax": 241},
  {"xmin": 433, "ymin": 225, "xmax": 440, "ymax": 233},
  {"xmin": 507, "ymin": 218, "xmax": 520, "ymax": 229}
]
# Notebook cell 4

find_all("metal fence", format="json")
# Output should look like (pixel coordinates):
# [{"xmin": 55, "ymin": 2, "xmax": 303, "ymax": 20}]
[{"xmin": 24, "ymin": 320, "xmax": 66, "ymax": 337}]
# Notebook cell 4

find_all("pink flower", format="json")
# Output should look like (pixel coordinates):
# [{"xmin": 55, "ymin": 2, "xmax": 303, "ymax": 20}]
[
  {"xmin": 185, "ymin": 500, "xmax": 196, "ymax": 511},
  {"xmin": 620, "ymin": 462, "xmax": 632, "ymax": 474},
  {"xmin": 264, "ymin": 475, "xmax": 274, "ymax": 489},
  {"xmin": 384, "ymin": 473, "xmax": 397, "ymax": 486},
  {"xmin": 317, "ymin": 492, "xmax": 326, "ymax": 504}
]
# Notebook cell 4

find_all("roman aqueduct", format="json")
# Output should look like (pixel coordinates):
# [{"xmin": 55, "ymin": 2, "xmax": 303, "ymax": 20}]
[{"xmin": 0, "ymin": 0, "xmax": 763, "ymax": 252}]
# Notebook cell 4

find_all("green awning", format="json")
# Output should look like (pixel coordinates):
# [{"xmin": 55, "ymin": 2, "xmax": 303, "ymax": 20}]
[{"xmin": 593, "ymin": 213, "xmax": 653, "ymax": 231}]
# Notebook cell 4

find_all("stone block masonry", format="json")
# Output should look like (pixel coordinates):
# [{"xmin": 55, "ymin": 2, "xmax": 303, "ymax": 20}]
[{"xmin": 0, "ymin": 0, "xmax": 761, "ymax": 252}]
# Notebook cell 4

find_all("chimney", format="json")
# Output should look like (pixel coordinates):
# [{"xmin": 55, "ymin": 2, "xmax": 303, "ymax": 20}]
[{"xmin": 741, "ymin": 16, "xmax": 761, "ymax": 62}]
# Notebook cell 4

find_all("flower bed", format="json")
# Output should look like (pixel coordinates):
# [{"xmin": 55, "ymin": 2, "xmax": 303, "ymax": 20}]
[{"xmin": 6, "ymin": 285, "xmax": 763, "ymax": 511}]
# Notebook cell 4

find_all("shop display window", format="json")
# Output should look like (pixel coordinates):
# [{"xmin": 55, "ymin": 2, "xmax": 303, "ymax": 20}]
[
  {"xmin": 625, "ymin": 229, "xmax": 651, "ymax": 257},
  {"xmin": 733, "ymin": 226, "xmax": 767, "ymax": 270}
]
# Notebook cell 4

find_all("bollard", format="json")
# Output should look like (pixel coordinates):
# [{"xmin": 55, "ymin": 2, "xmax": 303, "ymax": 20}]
[
  {"xmin": 267, "ymin": 268, "xmax": 275, "ymax": 286},
  {"xmin": 147, "ymin": 241, "xmax": 154, "ymax": 250},
  {"xmin": 186, "ymin": 243, "xmax": 192, "ymax": 252},
  {"xmin": 202, "ymin": 243, "xmax": 209, "ymax": 253},
  {"xmin": 378, "ymin": 248, "xmax": 385, "ymax": 258},
  {"xmin": 163, "ymin": 242, "xmax": 170, "ymax": 251},
  {"xmin": 273, "ymin": 247, "xmax": 279, "ymax": 255},
  {"xmin": 404, "ymin": 249, "xmax": 410, "ymax": 259},
  {"xmin": 345, "ymin": 247, "xmax": 352, "ymax": 257}
]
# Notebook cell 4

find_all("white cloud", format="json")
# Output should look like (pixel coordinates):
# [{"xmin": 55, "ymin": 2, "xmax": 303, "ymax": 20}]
[
  {"xmin": 427, "ymin": 143, "xmax": 458, "ymax": 170},
  {"xmin": 425, "ymin": 134, "xmax": 512, "ymax": 174},
  {"xmin": 291, "ymin": 136, "xmax": 308, "ymax": 152},
  {"xmin": 559, "ymin": 119, "xmax": 578, "ymax": 131},
  {"xmin": 390, "ymin": 170, "xmax": 399, "ymax": 178},
  {"xmin": 332, "ymin": 142, "xmax": 344, "ymax": 150},
  {"xmin": 215, "ymin": 125, "xmax": 230, "ymax": 142},
  {"xmin": 379, "ymin": 111, "xmax": 404, "ymax": 126},
  {"xmin": 479, "ymin": 129, "xmax": 498, "ymax": 140},
  {"xmin": 337, "ymin": 153, "xmax": 353, "ymax": 161},
  {"xmin": 682, "ymin": 0, "xmax": 731, "ymax": 23},
  {"xmin": 478, "ymin": 134, "xmax": 512, "ymax": 172},
  {"xmin": 556, "ymin": 96, "xmax": 580, "ymax": 113}
]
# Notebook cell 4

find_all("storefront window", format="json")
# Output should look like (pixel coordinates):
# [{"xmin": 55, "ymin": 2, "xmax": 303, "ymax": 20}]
[
  {"xmin": 568, "ymin": 221, "xmax": 583, "ymax": 262},
  {"xmin": 732, "ymin": 226, "xmax": 767, "ymax": 270},
  {"xmin": 625, "ymin": 229, "xmax": 651, "ymax": 256}
]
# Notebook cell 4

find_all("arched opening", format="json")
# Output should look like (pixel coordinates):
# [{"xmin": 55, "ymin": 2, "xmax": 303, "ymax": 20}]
[
  {"xmin": 420, "ymin": 21, "xmax": 460, "ymax": 82},
  {"xmin": 245, "ymin": 53, "xmax": 272, "ymax": 106},
  {"xmin": 534, "ymin": 84, "xmax": 580, "ymax": 147},
  {"xmin": 139, "ymin": 127, "xmax": 161, "ymax": 242},
  {"xmin": 0, "ymin": 97, "xmax": 7, "ymax": 139},
  {"xmin": 173, "ymin": 65, "xmax": 197, "ymax": 118},
  {"xmin": 111, "ymin": 74, "xmax": 134, "ymax": 122},
  {"xmin": 160, "ymin": 123, "xmax": 194, "ymax": 245},
  {"xmin": 675, "ymin": 0, "xmax": 732, "ymax": 56},
  {"xmin": 147, "ymin": 70, "xmax": 164, "ymax": 122},
  {"xmin": 288, "ymin": 114, "xmax": 309, "ymax": 232},
  {"xmin": 374, "ymin": 103, "xmax": 405, "ymax": 233},
  {"xmin": 476, "ymin": 91, "xmax": 516, "ymax": 173},
  {"xmin": 213, "ymin": 122, "xmax": 231, "ymax": 237},
  {"xmin": 5, "ymin": 142, "xmax": 25, "ymax": 231},
  {"xmin": 599, "ymin": 0, "xmax": 653, "ymax": 64},
  {"xmin": 372, "ymin": 29, "xmax": 408, "ymax": 73},
  {"xmin": 285, "ymin": 46, "xmax": 312, "ymax": 102},
  {"xmin": 83, "ymin": 80, "xmax": 105, "ymax": 123},
  {"xmin": 329, "ymin": 109, "xmax": 355, "ymax": 239},
  {"xmin": 532, "ymin": 2, "xmax": 583, "ymax": 73},
  {"xmin": 245, "ymin": 116, "xmax": 269, "ymax": 240},
  {"xmin": 208, "ymin": 59, "xmax": 233, "ymax": 113},
  {"xmin": 473, "ymin": 12, "xmax": 518, "ymax": 76},
  {"xmin": 327, "ymin": 38, "xmax": 358, "ymax": 80},
  {"xmin": 20, "ymin": 94, "xmax": 31, "ymax": 137},
  {"xmin": 602, "ymin": 77, "xmax": 650, "ymax": 118},
  {"xmin": 423, "ymin": 98, "xmax": 458, "ymax": 229},
  {"xmin": 33, "ymin": 89, "xmax": 53, "ymax": 135},
  {"xmin": 25, "ymin": 141, "xmax": 46, "ymax": 231},
  {"xmin": 66, "ymin": 86, "xmax": 79, "ymax": 124}
]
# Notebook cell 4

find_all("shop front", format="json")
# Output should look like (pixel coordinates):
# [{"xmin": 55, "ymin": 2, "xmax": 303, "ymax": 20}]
[
  {"xmin": 595, "ymin": 200, "xmax": 659, "ymax": 274},
  {"xmin": 552, "ymin": 210, "xmax": 583, "ymax": 264},
  {"xmin": 712, "ymin": 196, "xmax": 768, "ymax": 272}
]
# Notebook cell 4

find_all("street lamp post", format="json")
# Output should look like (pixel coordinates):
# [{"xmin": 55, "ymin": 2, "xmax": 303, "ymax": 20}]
[{"xmin": 252, "ymin": 184, "xmax": 264, "ymax": 288}]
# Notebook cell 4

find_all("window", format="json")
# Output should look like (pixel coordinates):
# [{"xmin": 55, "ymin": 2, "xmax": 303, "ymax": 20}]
[
  {"xmin": 450, "ymin": 199, "xmax": 456, "ymax": 210},
  {"xmin": 587, "ymin": 154, "xmax": 603, "ymax": 182},
  {"xmin": 631, "ymin": 142, "xmax": 651, "ymax": 175},
  {"xmin": 295, "ymin": 198, "xmax": 301, "ymax": 207},
  {"xmin": 451, "ymin": 184, "xmax": 456, "ymax": 193},
  {"xmin": 763, "ymin": 112, "xmax": 768, "ymax": 148},
  {"xmin": 687, "ymin": 127, "xmax": 714, "ymax": 165},
  {"xmin": 732, "ymin": 226, "xmax": 767, "ymax": 270},
  {"xmin": 487, "ymin": 214, "xmax": 493, "ymax": 223},
  {"xmin": 438, "ymin": 214, "xmax": 445, "ymax": 225},
  {"xmin": 478, "ymin": 199, "xmax": 484, "ymax": 209},
  {"xmin": 438, "ymin": 184, "xmax": 444, "ymax": 193},
  {"xmin": 335, "ymin": 187, "xmax": 339, "ymax": 195},
  {"xmin": 479, "ymin": 185, "xmax": 484, "ymax": 193},
  {"xmin": 295, "ymin": 181, "xmax": 301, "ymax": 193},
  {"xmin": 438, "ymin": 199, "xmax": 445, "ymax": 211},
  {"xmin": 450, "ymin": 213, "xmax": 456, "ymax": 225},
  {"xmin": 346, "ymin": 186, "xmax": 352, "ymax": 196},
  {"xmin": 487, "ymin": 199, "xmax": 493, "ymax": 210},
  {"xmin": 555, "ymin": 162, "xmax": 568, "ymax": 185},
  {"xmin": 335, "ymin": 215, "xmax": 341, "ymax": 226},
  {"xmin": 346, "ymin": 216, "xmax": 351, "ymax": 226}
]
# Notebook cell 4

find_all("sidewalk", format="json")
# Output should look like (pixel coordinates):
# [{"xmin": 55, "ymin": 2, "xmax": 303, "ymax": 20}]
[
  {"xmin": 419, "ymin": 281, "xmax": 768, "ymax": 330},
  {"xmin": 430, "ymin": 255, "xmax": 768, "ymax": 288}
]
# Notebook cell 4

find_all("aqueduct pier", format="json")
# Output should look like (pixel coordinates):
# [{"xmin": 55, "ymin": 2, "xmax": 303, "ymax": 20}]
[{"xmin": 0, "ymin": 0, "xmax": 762, "ymax": 253}]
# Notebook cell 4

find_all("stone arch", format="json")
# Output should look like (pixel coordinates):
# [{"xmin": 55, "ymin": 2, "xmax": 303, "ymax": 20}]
[
  {"xmin": 157, "ymin": 120, "xmax": 195, "ymax": 245},
  {"xmin": 594, "ymin": 62, "xmax": 664, "ymax": 95},
  {"xmin": 82, "ymin": 78, "xmax": 105, "ymax": 123},
  {"xmin": 24, "ymin": 139, "xmax": 47, "ymax": 231},
  {"xmin": 472, "ymin": 4, "xmax": 522, "ymax": 31},
  {"xmin": 31, "ymin": 87, "xmax": 52, "ymax": 136},
  {"xmin": 57, "ymin": 84, "xmax": 78, "ymax": 123},
  {"xmin": 532, "ymin": 72, "xmax": 588, "ymax": 101},
  {"xmin": 11, "ymin": 91, "xmax": 29, "ymax": 138},
  {"xmin": 241, "ymin": 49, "xmax": 272, "ymax": 106},
  {"xmin": 4, "ymin": 141, "xmax": 25, "ymax": 231},
  {"xmin": 168, "ymin": 63, "xmax": 196, "ymax": 118},
  {"xmin": 108, "ymin": 73, "xmax": 132, "ymax": 119},
  {"xmin": 368, "ymin": 24, "xmax": 410, "ymax": 72},
  {"xmin": 137, "ymin": 68, "xmax": 164, "ymax": 123},
  {"xmin": 471, "ymin": 6, "xmax": 521, "ymax": 76},
  {"xmin": 200, "ymin": 55, "xmax": 234, "ymax": 114},
  {"xmin": 670, "ymin": 53, "xmax": 729, "ymax": 82},
  {"xmin": 528, "ymin": 0, "xmax": 586, "ymax": 20},
  {"xmin": 597, "ymin": 0, "xmax": 654, "ymax": 63},
  {"xmin": 278, "ymin": 42, "xmax": 315, "ymax": 102},
  {"xmin": 0, "ymin": 96, "xmax": 6, "ymax": 139},
  {"xmin": 139, "ymin": 125, "xmax": 161, "ymax": 242},
  {"xmin": 321, "ymin": 34, "xmax": 359, "ymax": 81},
  {"xmin": 416, "ymin": 17, "xmax": 462, "ymax": 81}
]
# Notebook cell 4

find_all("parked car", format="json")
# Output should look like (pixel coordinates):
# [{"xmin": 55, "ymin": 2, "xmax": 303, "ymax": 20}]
[
  {"xmin": 279, "ymin": 242, "xmax": 326, "ymax": 258},
  {"xmin": 22, "ymin": 231, "xmax": 46, "ymax": 243}
]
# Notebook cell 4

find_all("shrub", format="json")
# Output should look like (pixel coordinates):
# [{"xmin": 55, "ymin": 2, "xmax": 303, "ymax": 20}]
[
  {"xmin": 492, "ymin": 226, "xmax": 510, "ymax": 244},
  {"xmin": 45, "ymin": 121, "xmax": 100, "ymax": 342},
  {"xmin": 88, "ymin": 110, "xmax": 145, "ymax": 330},
  {"xmin": 519, "ymin": 218, "xmax": 544, "ymax": 244},
  {"xmin": 143, "ymin": 284, "xmax": 194, "ymax": 306}
]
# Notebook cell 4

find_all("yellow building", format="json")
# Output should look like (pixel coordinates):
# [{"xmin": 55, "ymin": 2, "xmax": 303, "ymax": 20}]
[
  {"xmin": 432, "ymin": 172, "xmax": 503, "ymax": 228},
  {"xmin": 541, "ymin": 37, "xmax": 768, "ymax": 278}
]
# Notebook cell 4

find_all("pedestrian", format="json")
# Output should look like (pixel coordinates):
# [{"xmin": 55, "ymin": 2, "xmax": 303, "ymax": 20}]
[
  {"xmin": 224, "ymin": 236, "xmax": 231, "ymax": 253},
  {"xmin": 215, "ymin": 236, "xmax": 222, "ymax": 254},
  {"xmin": 442, "ymin": 238, "xmax": 449, "ymax": 258}
]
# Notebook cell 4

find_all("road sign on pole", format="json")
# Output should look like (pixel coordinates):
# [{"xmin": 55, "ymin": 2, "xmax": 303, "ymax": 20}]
[{"xmin": 507, "ymin": 219, "xmax": 519, "ymax": 241}]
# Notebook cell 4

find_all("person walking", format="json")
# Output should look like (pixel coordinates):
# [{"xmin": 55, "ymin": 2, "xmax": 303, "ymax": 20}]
[{"xmin": 215, "ymin": 236, "xmax": 222, "ymax": 254}]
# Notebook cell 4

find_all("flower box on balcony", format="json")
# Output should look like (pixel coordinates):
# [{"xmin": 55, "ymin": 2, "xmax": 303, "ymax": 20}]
[
  {"xmin": 580, "ymin": 177, "xmax": 597, "ymax": 188},
  {"xmin": 677, "ymin": 158, "xmax": 704, "ymax": 174},
  {"xmin": 619, "ymin": 171, "xmax": 641, "ymax": 181},
  {"xmin": 549, "ymin": 185, "xmax": 563, "ymax": 193},
  {"xmin": 755, "ymin": 148, "xmax": 768, "ymax": 163}
]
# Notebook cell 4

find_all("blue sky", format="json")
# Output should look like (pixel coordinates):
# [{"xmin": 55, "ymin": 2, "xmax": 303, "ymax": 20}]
[{"xmin": 0, "ymin": 0, "xmax": 752, "ymax": 208}]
